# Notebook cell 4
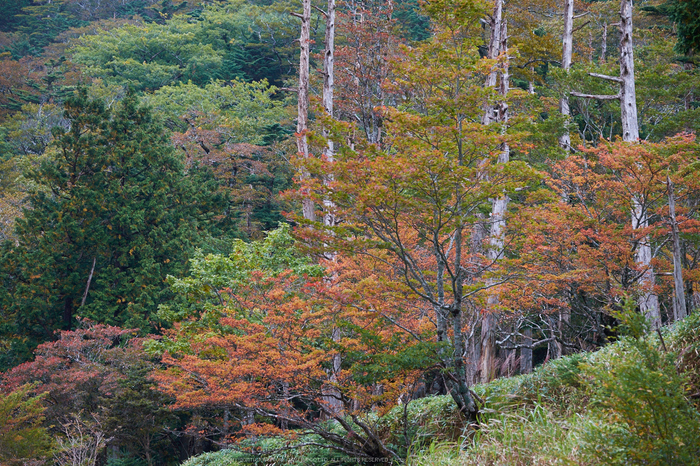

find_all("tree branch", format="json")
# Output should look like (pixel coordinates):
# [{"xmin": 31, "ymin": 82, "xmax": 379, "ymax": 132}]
[
  {"xmin": 572, "ymin": 20, "xmax": 591, "ymax": 33},
  {"xmin": 570, "ymin": 91, "xmax": 621, "ymax": 100},
  {"xmin": 312, "ymin": 5, "xmax": 328, "ymax": 17},
  {"xmin": 81, "ymin": 257, "xmax": 96, "ymax": 307},
  {"xmin": 588, "ymin": 72, "xmax": 623, "ymax": 83}
]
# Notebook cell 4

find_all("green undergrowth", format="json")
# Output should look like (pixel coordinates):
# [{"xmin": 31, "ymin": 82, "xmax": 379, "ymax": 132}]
[
  {"xmin": 411, "ymin": 307, "xmax": 700, "ymax": 466},
  {"xmin": 182, "ymin": 309, "xmax": 700, "ymax": 466}
]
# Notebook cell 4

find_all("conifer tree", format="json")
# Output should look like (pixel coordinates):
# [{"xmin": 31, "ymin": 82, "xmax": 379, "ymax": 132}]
[{"xmin": 0, "ymin": 89, "xmax": 223, "ymax": 368}]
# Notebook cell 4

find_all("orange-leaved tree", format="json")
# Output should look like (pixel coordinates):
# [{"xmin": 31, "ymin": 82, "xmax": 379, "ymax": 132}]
[
  {"xmin": 148, "ymin": 225, "xmax": 435, "ymax": 460},
  {"xmin": 501, "ymin": 134, "xmax": 700, "ymax": 353}
]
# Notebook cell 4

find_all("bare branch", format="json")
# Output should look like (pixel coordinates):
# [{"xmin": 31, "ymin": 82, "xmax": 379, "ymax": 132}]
[
  {"xmin": 570, "ymin": 91, "xmax": 621, "ymax": 100},
  {"xmin": 572, "ymin": 20, "xmax": 591, "ymax": 33},
  {"xmin": 312, "ymin": 5, "xmax": 328, "ymax": 17},
  {"xmin": 588, "ymin": 72, "xmax": 623, "ymax": 83}
]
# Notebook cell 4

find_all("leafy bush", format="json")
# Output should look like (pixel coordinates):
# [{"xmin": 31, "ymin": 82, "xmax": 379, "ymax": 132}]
[
  {"xmin": 669, "ymin": 309, "xmax": 700, "ymax": 404},
  {"xmin": 181, "ymin": 435, "xmax": 357, "ymax": 466},
  {"xmin": 579, "ymin": 304, "xmax": 700, "ymax": 465},
  {"xmin": 0, "ymin": 384, "xmax": 53, "ymax": 465}
]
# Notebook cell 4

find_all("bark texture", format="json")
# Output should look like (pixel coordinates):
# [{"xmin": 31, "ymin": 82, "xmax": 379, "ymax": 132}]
[
  {"xmin": 296, "ymin": 0, "xmax": 314, "ymax": 222},
  {"xmin": 559, "ymin": 0, "xmax": 574, "ymax": 151},
  {"xmin": 668, "ymin": 177, "xmax": 687, "ymax": 322}
]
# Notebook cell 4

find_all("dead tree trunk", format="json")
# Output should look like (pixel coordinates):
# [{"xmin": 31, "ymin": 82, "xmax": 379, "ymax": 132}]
[
  {"xmin": 559, "ymin": 0, "xmax": 574, "ymax": 151},
  {"xmin": 482, "ymin": 0, "xmax": 503, "ymax": 125},
  {"xmin": 619, "ymin": 0, "xmax": 638, "ymax": 143},
  {"xmin": 294, "ymin": 0, "xmax": 314, "ymax": 222},
  {"xmin": 318, "ymin": 0, "xmax": 344, "ymax": 415},
  {"xmin": 668, "ymin": 176, "xmax": 687, "ymax": 321},
  {"xmin": 570, "ymin": 0, "xmax": 661, "ymax": 328},
  {"xmin": 600, "ymin": 21, "xmax": 608, "ymax": 63},
  {"xmin": 481, "ymin": 11, "xmax": 509, "ymax": 384}
]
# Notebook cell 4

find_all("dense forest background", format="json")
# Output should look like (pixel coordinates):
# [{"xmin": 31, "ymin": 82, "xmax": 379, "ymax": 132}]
[{"xmin": 1, "ymin": 0, "xmax": 700, "ymax": 464}]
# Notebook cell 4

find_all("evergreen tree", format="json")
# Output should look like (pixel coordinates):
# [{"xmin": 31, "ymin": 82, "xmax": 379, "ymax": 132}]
[{"xmin": 0, "ymin": 89, "xmax": 224, "ymax": 368}]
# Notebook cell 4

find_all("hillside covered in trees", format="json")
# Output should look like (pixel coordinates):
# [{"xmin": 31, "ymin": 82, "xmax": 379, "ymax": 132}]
[{"xmin": 1, "ymin": 0, "xmax": 700, "ymax": 464}]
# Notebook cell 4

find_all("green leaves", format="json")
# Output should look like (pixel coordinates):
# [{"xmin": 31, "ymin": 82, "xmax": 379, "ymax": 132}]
[
  {"xmin": 0, "ymin": 384, "xmax": 53, "ymax": 464},
  {"xmin": 0, "ymin": 89, "xmax": 225, "ymax": 360},
  {"xmin": 72, "ymin": 21, "xmax": 223, "ymax": 92},
  {"xmin": 581, "ymin": 304, "xmax": 700, "ymax": 465}
]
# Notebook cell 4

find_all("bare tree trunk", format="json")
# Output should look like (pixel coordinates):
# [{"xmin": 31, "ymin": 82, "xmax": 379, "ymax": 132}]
[
  {"xmin": 477, "ymin": 0, "xmax": 503, "ymax": 383},
  {"xmin": 600, "ymin": 21, "xmax": 608, "ymax": 64},
  {"xmin": 547, "ymin": 314, "xmax": 562, "ymax": 360},
  {"xmin": 322, "ymin": 0, "xmax": 335, "ymax": 167},
  {"xmin": 619, "ymin": 0, "xmax": 638, "ymax": 143},
  {"xmin": 559, "ymin": 0, "xmax": 574, "ymax": 151},
  {"xmin": 632, "ymin": 197, "xmax": 661, "ymax": 328},
  {"xmin": 321, "ymin": 0, "xmax": 337, "ymax": 230},
  {"xmin": 320, "ymin": 0, "xmax": 343, "ymax": 415},
  {"xmin": 295, "ymin": 0, "xmax": 314, "ymax": 222},
  {"xmin": 571, "ymin": 0, "xmax": 661, "ymax": 328},
  {"xmin": 481, "ymin": 15, "xmax": 509, "ymax": 384},
  {"xmin": 482, "ymin": 0, "xmax": 503, "ymax": 125},
  {"xmin": 668, "ymin": 176, "xmax": 687, "ymax": 321},
  {"xmin": 520, "ymin": 326, "xmax": 533, "ymax": 374},
  {"xmin": 619, "ymin": 0, "xmax": 661, "ymax": 326}
]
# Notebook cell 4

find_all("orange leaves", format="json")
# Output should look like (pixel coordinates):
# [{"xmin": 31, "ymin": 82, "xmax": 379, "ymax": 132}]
[
  {"xmin": 503, "ymin": 134, "xmax": 700, "ymax": 317},
  {"xmin": 151, "ymin": 241, "xmax": 439, "ymax": 445}
]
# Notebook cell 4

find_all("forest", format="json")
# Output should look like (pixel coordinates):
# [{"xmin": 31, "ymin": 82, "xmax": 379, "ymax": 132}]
[{"xmin": 1, "ymin": 0, "xmax": 700, "ymax": 464}]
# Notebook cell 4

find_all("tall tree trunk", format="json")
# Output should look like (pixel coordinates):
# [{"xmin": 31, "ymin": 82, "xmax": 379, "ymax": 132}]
[
  {"xmin": 322, "ymin": 0, "xmax": 336, "ymax": 230},
  {"xmin": 481, "ymin": 14, "xmax": 509, "ymax": 384},
  {"xmin": 322, "ymin": 0, "xmax": 335, "ymax": 167},
  {"xmin": 559, "ymin": 0, "xmax": 574, "ymax": 151},
  {"xmin": 632, "ymin": 196, "xmax": 660, "ymax": 328},
  {"xmin": 320, "ymin": 0, "xmax": 343, "ymax": 415},
  {"xmin": 570, "ymin": 0, "xmax": 661, "ymax": 328},
  {"xmin": 482, "ymin": 0, "xmax": 503, "ymax": 125},
  {"xmin": 619, "ymin": 0, "xmax": 661, "ymax": 326},
  {"xmin": 619, "ymin": 0, "xmax": 638, "ymax": 143},
  {"xmin": 668, "ymin": 176, "xmax": 687, "ymax": 321},
  {"xmin": 295, "ymin": 0, "xmax": 314, "ymax": 222}
]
